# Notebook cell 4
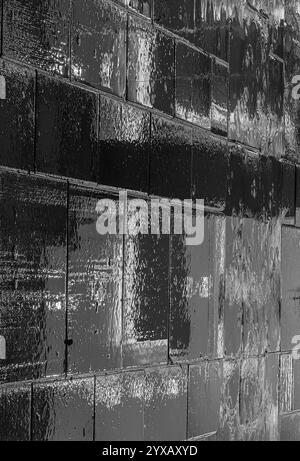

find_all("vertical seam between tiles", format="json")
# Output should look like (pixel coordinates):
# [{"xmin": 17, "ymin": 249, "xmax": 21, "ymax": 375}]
[
  {"xmin": 167, "ymin": 226, "xmax": 172, "ymax": 364},
  {"xmin": 69, "ymin": 0, "xmax": 72, "ymax": 81},
  {"xmin": 64, "ymin": 181, "xmax": 70, "ymax": 377},
  {"xmin": 125, "ymin": 8, "xmax": 129, "ymax": 102},
  {"xmin": 33, "ymin": 69, "xmax": 38, "ymax": 173},
  {"xmin": 30, "ymin": 382, "xmax": 33, "ymax": 441},
  {"xmin": 93, "ymin": 376, "xmax": 96, "ymax": 441},
  {"xmin": 1, "ymin": 0, "xmax": 4, "ymax": 57}
]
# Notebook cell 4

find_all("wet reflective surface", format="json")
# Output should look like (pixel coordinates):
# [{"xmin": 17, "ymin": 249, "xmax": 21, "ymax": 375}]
[
  {"xmin": 68, "ymin": 185, "xmax": 123, "ymax": 374},
  {"xmin": 175, "ymin": 42, "xmax": 211, "ymax": 129},
  {"xmin": 239, "ymin": 354, "xmax": 279, "ymax": 441},
  {"xmin": 154, "ymin": 0, "xmax": 229, "ymax": 61},
  {"xmin": 226, "ymin": 146, "xmax": 296, "ymax": 219},
  {"xmin": 0, "ymin": 383, "xmax": 31, "ymax": 441},
  {"xmin": 0, "ymin": 0, "xmax": 299, "ymax": 443},
  {"xmin": 281, "ymin": 412, "xmax": 300, "ymax": 441},
  {"xmin": 3, "ymin": 0, "xmax": 70, "ymax": 77},
  {"xmin": 150, "ymin": 116, "xmax": 192, "ymax": 199},
  {"xmin": 224, "ymin": 216, "xmax": 281, "ymax": 357},
  {"xmin": 285, "ymin": 0, "xmax": 300, "ymax": 162},
  {"xmin": 144, "ymin": 366, "xmax": 188, "ymax": 441},
  {"xmin": 129, "ymin": 0, "xmax": 152, "ymax": 17},
  {"xmin": 123, "ymin": 207, "xmax": 169, "ymax": 366},
  {"xmin": 36, "ymin": 74, "xmax": 98, "ymax": 180},
  {"xmin": 170, "ymin": 215, "xmax": 225, "ymax": 361},
  {"xmin": 0, "ymin": 60, "xmax": 35, "ymax": 171},
  {"xmin": 98, "ymin": 96, "xmax": 150, "ymax": 192},
  {"xmin": 297, "ymin": 166, "xmax": 300, "ymax": 226},
  {"xmin": 95, "ymin": 371, "xmax": 144, "ymax": 441},
  {"xmin": 192, "ymin": 130, "xmax": 228, "ymax": 210},
  {"xmin": 32, "ymin": 378, "xmax": 94, "ymax": 441},
  {"xmin": 219, "ymin": 359, "xmax": 240, "ymax": 440},
  {"xmin": 211, "ymin": 59, "xmax": 228, "ymax": 135},
  {"xmin": 72, "ymin": 0, "xmax": 126, "ymax": 97},
  {"xmin": 127, "ymin": 15, "xmax": 175, "ymax": 115},
  {"xmin": 188, "ymin": 361, "xmax": 222, "ymax": 439},
  {"xmin": 281, "ymin": 226, "xmax": 300, "ymax": 351},
  {"xmin": 0, "ymin": 171, "xmax": 67, "ymax": 382},
  {"xmin": 229, "ymin": 1, "xmax": 284, "ymax": 156}
]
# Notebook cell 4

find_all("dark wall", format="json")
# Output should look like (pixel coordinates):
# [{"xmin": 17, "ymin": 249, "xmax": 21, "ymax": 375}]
[{"xmin": 0, "ymin": 0, "xmax": 300, "ymax": 441}]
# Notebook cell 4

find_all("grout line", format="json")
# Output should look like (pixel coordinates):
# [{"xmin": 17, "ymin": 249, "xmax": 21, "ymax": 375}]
[
  {"xmin": 186, "ymin": 365, "xmax": 190, "ymax": 441},
  {"xmin": 125, "ymin": 8, "xmax": 129, "ymax": 102},
  {"xmin": 30, "ymin": 381, "xmax": 34, "ymax": 441},
  {"xmin": 0, "ymin": 351, "xmax": 284, "ymax": 390},
  {"xmin": 147, "ymin": 111, "xmax": 152, "ymax": 195},
  {"xmin": 68, "ymin": 0, "xmax": 72, "ymax": 81},
  {"xmin": 1, "ymin": 0, "xmax": 4, "ymax": 57},
  {"xmin": 167, "ymin": 227, "xmax": 172, "ymax": 364},
  {"xmin": 33, "ymin": 69, "xmax": 38, "ymax": 173},
  {"xmin": 93, "ymin": 376, "xmax": 96, "ymax": 441},
  {"xmin": 64, "ymin": 181, "xmax": 70, "ymax": 377}
]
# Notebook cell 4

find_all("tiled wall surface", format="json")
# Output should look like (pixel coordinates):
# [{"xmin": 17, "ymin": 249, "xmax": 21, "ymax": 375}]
[{"xmin": 0, "ymin": 0, "xmax": 300, "ymax": 441}]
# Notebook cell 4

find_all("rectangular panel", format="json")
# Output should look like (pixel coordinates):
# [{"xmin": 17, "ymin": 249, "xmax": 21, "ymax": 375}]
[
  {"xmin": 0, "ymin": 383, "xmax": 31, "ymax": 441},
  {"xmin": 229, "ymin": 2, "xmax": 284, "ymax": 156},
  {"xmin": 128, "ymin": 15, "xmax": 175, "ymax": 115},
  {"xmin": 188, "ymin": 361, "xmax": 222, "ymax": 439},
  {"xmin": 0, "ymin": 171, "xmax": 67, "ymax": 382},
  {"xmin": 150, "ymin": 116, "xmax": 192, "ymax": 199},
  {"xmin": 296, "ymin": 165, "xmax": 300, "ymax": 227},
  {"xmin": 36, "ymin": 74, "xmax": 98, "ymax": 181},
  {"xmin": 281, "ymin": 226, "xmax": 300, "ymax": 352},
  {"xmin": 95, "ymin": 371, "xmax": 145, "ymax": 441},
  {"xmin": 170, "ymin": 215, "xmax": 225, "ymax": 361},
  {"xmin": 194, "ymin": 0, "xmax": 229, "ymax": 60},
  {"xmin": 175, "ymin": 42, "xmax": 211, "ymax": 129},
  {"xmin": 3, "ymin": 0, "xmax": 70, "ymax": 77},
  {"xmin": 67, "ymin": 185, "xmax": 123, "ymax": 374},
  {"xmin": 211, "ymin": 59, "xmax": 228, "ymax": 135},
  {"xmin": 98, "ymin": 96, "xmax": 150, "ymax": 193},
  {"xmin": 279, "ymin": 354, "xmax": 293, "ymax": 414},
  {"xmin": 123, "ymin": 205, "xmax": 169, "ymax": 366},
  {"xmin": 218, "ymin": 360, "xmax": 240, "ymax": 441},
  {"xmin": 0, "ymin": 60, "xmax": 35, "ymax": 171},
  {"xmin": 281, "ymin": 412, "xmax": 300, "ymax": 441},
  {"xmin": 225, "ymin": 216, "xmax": 281, "ymax": 357},
  {"xmin": 32, "ymin": 378, "xmax": 94, "ymax": 441},
  {"xmin": 192, "ymin": 130, "xmax": 228, "ymax": 210},
  {"xmin": 154, "ymin": 0, "xmax": 229, "ymax": 61},
  {"xmin": 72, "ymin": 0, "xmax": 126, "ymax": 97},
  {"xmin": 240, "ymin": 354, "xmax": 279, "ymax": 441},
  {"xmin": 129, "ymin": 0, "xmax": 152, "ymax": 17},
  {"xmin": 285, "ymin": 0, "xmax": 300, "ymax": 162},
  {"xmin": 144, "ymin": 366, "xmax": 188, "ymax": 441}
]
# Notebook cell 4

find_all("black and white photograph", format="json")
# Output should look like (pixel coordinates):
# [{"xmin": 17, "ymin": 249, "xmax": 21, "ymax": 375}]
[{"xmin": 0, "ymin": 0, "xmax": 299, "ymax": 448}]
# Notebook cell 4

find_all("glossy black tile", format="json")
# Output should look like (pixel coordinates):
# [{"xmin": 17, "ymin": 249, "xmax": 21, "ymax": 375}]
[
  {"xmin": 67, "ymin": 185, "xmax": 123, "ymax": 374},
  {"xmin": 0, "ymin": 383, "xmax": 31, "ymax": 441},
  {"xmin": 0, "ymin": 60, "xmax": 35, "ymax": 171},
  {"xmin": 127, "ymin": 15, "xmax": 175, "ymax": 115},
  {"xmin": 123, "ymin": 206, "xmax": 169, "ymax": 366},
  {"xmin": 0, "ymin": 171, "xmax": 67, "ymax": 383},
  {"xmin": 192, "ymin": 129, "xmax": 228, "ymax": 210},
  {"xmin": 97, "ymin": 96, "xmax": 150, "ymax": 192},
  {"xmin": 150, "ymin": 116, "xmax": 192, "ymax": 199},
  {"xmin": 72, "ymin": 0, "xmax": 126, "ymax": 97},
  {"xmin": 95, "ymin": 371, "xmax": 145, "ymax": 441},
  {"xmin": 144, "ymin": 366, "xmax": 188, "ymax": 441},
  {"xmin": 32, "ymin": 378, "xmax": 94, "ymax": 441},
  {"xmin": 3, "ymin": 0, "xmax": 70, "ymax": 77},
  {"xmin": 36, "ymin": 74, "xmax": 98, "ymax": 181},
  {"xmin": 175, "ymin": 41, "xmax": 211, "ymax": 129}
]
